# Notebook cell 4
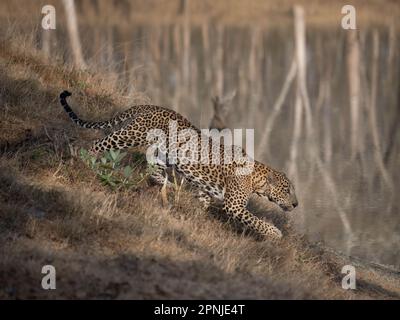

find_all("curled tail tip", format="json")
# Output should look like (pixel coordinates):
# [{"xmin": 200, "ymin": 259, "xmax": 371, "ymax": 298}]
[{"xmin": 60, "ymin": 90, "xmax": 72, "ymax": 99}]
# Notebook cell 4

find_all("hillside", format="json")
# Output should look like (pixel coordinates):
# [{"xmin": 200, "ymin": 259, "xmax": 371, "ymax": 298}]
[{"xmin": 0, "ymin": 40, "xmax": 399, "ymax": 300}]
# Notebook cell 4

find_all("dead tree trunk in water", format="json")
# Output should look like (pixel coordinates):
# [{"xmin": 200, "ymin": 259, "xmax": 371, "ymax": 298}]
[
  {"xmin": 368, "ymin": 30, "xmax": 393, "ymax": 190},
  {"xmin": 248, "ymin": 27, "xmax": 261, "ymax": 126},
  {"xmin": 288, "ymin": 6, "xmax": 306, "ymax": 180},
  {"xmin": 288, "ymin": 6, "xmax": 306, "ymax": 230},
  {"xmin": 290, "ymin": 6, "xmax": 355, "ymax": 254},
  {"xmin": 322, "ymin": 77, "xmax": 332, "ymax": 164},
  {"xmin": 202, "ymin": 22, "xmax": 211, "ymax": 90},
  {"xmin": 182, "ymin": 0, "xmax": 190, "ymax": 89},
  {"xmin": 346, "ymin": 30, "xmax": 360, "ymax": 159},
  {"xmin": 62, "ymin": 0, "xmax": 87, "ymax": 69},
  {"xmin": 214, "ymin": 25, "xmax": 224, "ymax": 98},
  {"xmin": 384, "ymin": 22, "xmax": 399, "ymax": 165},
  {"xmin": 173, "ymin": 23, "xmax": 182, "ymax": 112}
]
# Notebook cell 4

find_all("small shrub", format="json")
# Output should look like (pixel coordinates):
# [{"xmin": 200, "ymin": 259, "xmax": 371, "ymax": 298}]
[{"xmin": 79, "ymin": 148, "xmax": 154, "ymax": 190}]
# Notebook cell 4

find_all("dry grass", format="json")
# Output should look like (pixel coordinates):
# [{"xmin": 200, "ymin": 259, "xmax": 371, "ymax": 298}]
[{"xmin": 0, "ymin": 38, "xmax": 399, "ymax": 300}]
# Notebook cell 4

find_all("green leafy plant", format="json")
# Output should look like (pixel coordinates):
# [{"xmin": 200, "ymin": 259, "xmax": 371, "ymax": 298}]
[{"xmin": 79, "ymin": 148, "xmax": 153, "ymax": 190}]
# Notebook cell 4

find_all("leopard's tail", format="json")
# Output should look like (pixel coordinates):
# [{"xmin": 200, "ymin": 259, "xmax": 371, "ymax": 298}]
[{"xmin": 60, "ymin": 90, "xmax": 124, "ymax": 130}]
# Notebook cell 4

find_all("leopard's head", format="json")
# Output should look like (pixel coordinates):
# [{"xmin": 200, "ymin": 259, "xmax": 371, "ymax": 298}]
[{"xmin": 255, "ymin": 166, "xmax": 298, "ymax": 212}]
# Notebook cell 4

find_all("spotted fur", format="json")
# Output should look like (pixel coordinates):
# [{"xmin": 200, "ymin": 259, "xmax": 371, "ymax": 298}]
[{"xmin": 60, "ymin": 91, "xmax": 298, "ymax": 241}]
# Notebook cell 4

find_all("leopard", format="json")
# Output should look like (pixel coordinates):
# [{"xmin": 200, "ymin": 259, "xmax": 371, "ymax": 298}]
[{"xmin": 60, "ymin": 90, "xmax": 298, "ymax": 242}]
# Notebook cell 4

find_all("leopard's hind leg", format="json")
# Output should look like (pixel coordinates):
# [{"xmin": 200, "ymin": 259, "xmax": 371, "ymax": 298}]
[
  {"xmin": 89, "ymin": 122, "xmax": 146, "ymax": 154},
  {"xmin": 89, "ymin": 122, "xmax": 171, "ymax": 186}
]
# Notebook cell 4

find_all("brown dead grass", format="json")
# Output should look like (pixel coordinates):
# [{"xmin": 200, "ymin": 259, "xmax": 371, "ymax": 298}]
[{"xmin": 0, "ymin": 38, "xmax": 399, "ymax": 300}]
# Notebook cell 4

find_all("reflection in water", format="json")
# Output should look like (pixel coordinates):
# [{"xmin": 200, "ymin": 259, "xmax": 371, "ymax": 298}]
[{"xmin": 37, "ymin": 12, "xmax": 400, "ymax": 267}]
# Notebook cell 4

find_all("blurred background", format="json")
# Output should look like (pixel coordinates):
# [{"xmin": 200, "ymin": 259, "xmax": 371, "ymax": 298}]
[{"xmin": 1, "ymin": 0, "xmax": 399, "ymax": 267}]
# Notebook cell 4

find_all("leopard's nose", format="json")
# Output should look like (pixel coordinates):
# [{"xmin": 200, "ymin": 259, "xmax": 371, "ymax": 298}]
[{"xmin": 293, "ymin": 201, "xmax": 298, "ymax": 208}]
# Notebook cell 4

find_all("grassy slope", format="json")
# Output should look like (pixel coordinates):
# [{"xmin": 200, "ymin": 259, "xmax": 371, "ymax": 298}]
[{"xmin": 0, "ymin": 41, "xmax": 399, "ymax": 300}]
